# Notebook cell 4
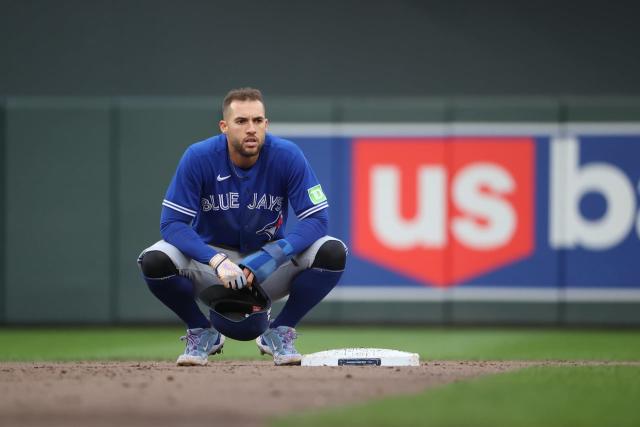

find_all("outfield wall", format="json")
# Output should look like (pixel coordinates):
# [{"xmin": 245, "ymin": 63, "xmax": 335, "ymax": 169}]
[
  {"xmin": 1, "ymin": 97, "xmax": 639, "ymax": 326},
  {"xmin": 4, "ymin": 2, "xmax": 640, "ymax": 98}
]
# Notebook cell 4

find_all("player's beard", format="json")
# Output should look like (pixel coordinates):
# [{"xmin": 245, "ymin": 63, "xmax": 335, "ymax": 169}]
[{"xmin": 230, "ymin": 137, "xmax": 264, "ymax": 158}]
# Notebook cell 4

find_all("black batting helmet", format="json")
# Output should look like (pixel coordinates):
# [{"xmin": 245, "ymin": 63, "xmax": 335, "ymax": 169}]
[{"xmin": 199, "ymin": 283, "xmax": 271, "ymax": 341}]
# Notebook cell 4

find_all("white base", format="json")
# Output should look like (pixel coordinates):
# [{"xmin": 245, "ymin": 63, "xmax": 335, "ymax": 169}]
[{"xmin": 301, "ymin": 348, "xmax": 420, "ymax": 367}]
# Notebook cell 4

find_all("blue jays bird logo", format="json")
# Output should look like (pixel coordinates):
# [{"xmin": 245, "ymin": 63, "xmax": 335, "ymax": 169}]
[{"xmin": 256, "ymin": 211, "xmax": 284, "ymax": 240}]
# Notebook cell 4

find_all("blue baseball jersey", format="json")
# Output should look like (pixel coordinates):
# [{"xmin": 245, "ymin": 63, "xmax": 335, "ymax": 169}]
[{"xmin": 160, "ymin": 133, "xmax": 329, "ymax": 262}]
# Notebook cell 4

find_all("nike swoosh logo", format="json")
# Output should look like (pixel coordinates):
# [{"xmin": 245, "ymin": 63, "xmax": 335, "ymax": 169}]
[{"xmin": 217, "ymin": 174, "xmax": 231, "ymax": 181}]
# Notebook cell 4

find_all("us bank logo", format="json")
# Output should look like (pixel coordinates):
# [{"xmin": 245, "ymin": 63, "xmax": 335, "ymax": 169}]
[
  {"xmin": 352, "ymin": 137, "xmax": 536, "ymax": 287},
  {"xmin": 351, "ymin": 134, "xmax": 640, "ymax": 288}
]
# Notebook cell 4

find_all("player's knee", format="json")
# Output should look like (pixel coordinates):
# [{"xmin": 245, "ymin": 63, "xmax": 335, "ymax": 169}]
[
  {"xmin": 140, "ymin": 251, "xmax": 178, "ymax": 278},
  {"xmin": 311, "ymin": 240, "xmax": 347, "ymax": 271}
]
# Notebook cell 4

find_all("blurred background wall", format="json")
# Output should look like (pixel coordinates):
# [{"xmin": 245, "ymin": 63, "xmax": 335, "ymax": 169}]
[
  {"xmin": 1, "ymin": 0, "xmax": 639, "ymax": 326},
  {"xmin": 2, "ymin": 0, "xmax": 640, "ymax": 97}
]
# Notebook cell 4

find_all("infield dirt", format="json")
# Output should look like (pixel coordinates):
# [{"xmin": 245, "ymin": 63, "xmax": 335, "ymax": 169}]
[{"xmin": 0, "ymin": 360, "xmax": 614, "ymax": 427}]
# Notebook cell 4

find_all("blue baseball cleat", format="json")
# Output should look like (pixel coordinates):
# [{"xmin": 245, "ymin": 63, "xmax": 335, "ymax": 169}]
[
  {"xmin": 256, "ymin": 326, "xmax": 302, "ymax": 366},
  {"xmin": 176, "ymin": 327, "xmax": 225, "ymax": 366}
]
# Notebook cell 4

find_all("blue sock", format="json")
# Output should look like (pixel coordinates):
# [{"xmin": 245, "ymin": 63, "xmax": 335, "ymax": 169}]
[
  {"xmin": 143, "ymin": 274, "xmax": 210, "ymax": 329},
  {"xmin": 271, "ymin": 268, "xmax": 342, "ymax": 328}
]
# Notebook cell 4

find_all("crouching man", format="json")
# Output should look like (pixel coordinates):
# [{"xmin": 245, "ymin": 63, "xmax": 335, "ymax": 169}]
[{"xmin": 137, "ymin": 88, "xmax": 346, "ymax": 366}]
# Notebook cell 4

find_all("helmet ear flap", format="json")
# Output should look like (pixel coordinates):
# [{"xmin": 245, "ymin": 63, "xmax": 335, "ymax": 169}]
[{"xmin": 199, "ymin": 284, "xmax": 271, "ymax": 341}]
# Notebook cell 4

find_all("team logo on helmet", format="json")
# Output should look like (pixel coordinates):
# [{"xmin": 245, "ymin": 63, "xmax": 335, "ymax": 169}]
[{"xmin": 256, "ymin": 211, "xmax": 284, "ymax": 240}]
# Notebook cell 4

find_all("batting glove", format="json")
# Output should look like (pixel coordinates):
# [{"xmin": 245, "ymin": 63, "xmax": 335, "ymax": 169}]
[
  {"xmin": 209, "ymin": 253, "xmax": 248, "ymax": 290},
  {"xmin": 240, "ymin": 239, "xmax": 295, "ymax": 284}
]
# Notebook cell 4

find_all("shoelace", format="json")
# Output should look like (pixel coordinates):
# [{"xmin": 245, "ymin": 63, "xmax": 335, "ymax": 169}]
[
  {"xmin": 180, "ymin": 333, "xmax": 200, "ymax": 351},
  {"xmin": 280, "ymin": 329, "xmax": 299, "ymax": 352}
]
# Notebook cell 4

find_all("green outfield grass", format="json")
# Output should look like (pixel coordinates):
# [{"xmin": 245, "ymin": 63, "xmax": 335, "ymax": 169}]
[
  {"xmin": 0, "ymin": 326, "xmax": 639, "ymax": 361},
  {"xmin": 274, "ymin": 365, "xmax": 640, "ymax": 427}
]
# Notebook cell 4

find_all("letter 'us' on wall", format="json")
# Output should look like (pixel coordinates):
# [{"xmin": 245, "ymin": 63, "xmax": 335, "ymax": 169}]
[{"xmin": 352, "ymin": 137, "xmax": 535, "ymax": 287}]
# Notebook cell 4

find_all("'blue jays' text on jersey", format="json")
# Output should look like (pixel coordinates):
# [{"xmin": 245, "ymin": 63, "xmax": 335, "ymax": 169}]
[{"xmin": 160, "ymin": 133, "xmax": 329, "ymax": 259}]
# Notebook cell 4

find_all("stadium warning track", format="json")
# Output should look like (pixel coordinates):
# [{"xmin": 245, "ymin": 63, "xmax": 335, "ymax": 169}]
[{"xmin": 1, "ymin": 360, "xmax": 637, "ymax": 427}]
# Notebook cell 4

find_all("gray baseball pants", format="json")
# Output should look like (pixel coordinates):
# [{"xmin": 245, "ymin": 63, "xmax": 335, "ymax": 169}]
[{"xmin": 138, "ymin": 236, "xmax": 344, "ymax": 301}]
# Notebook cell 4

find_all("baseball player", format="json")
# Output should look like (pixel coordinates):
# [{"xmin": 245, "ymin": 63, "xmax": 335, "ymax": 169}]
[{"xmin": 137, "ymin": 88, "xmax": 347, "ymax": 366}]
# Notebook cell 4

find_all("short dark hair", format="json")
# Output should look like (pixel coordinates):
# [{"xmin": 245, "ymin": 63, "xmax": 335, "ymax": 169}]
[{"xmin": 222, "ymin": 87, "xmax": 264, "ymax": 116}]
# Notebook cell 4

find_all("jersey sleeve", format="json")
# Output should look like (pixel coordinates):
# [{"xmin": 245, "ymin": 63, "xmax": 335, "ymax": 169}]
[
  {"xmin": 286, "ymin": 146, "xmax": 329, "ymax": 220},
  {"xmin": 162, "ymin": 147, "xmax": 201, "ymax": 219},
  {"xmin": 159, "ymin": 147, "xmax": 217, "ymax": 264}
]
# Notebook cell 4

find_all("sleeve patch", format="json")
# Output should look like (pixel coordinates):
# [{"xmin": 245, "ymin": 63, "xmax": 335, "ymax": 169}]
[{"xmin": 307, "ymin": 184, "xmax": 327, "ymax": 205}]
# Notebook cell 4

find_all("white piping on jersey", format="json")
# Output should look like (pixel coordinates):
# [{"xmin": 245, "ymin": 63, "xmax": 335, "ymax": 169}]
[
  {"xmin": 162, "ymin": 199, "xmax": 197, "ymax": 217},
  {"xmin": 297, "ymin": 201, "xmax": 329, "ymax": 220}
]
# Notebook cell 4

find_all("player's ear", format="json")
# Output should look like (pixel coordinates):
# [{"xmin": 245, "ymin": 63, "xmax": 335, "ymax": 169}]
[
  {"xmin": 219, "ymin": 120, "xmax": 228, "ymax": 133},
  {"xmin": 264, "ymin": 118, "xmax": 269, "ymax": 130}
]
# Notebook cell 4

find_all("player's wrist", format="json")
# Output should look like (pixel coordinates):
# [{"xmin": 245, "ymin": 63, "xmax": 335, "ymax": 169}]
[
  {"xmin": 209, "ymin": 253, "xmax": 228, "ymax": 271},
  {"xmin": 239, "ymin": 239, "xmax": 295, "ymax": 285}
]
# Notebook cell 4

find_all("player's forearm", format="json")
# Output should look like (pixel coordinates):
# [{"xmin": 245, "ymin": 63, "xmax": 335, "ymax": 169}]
[
  {"xmin": 160, "ymin": 220, "xmax": 217, "ymax": 264},
  {"xmin": 285, "ymin": 211, "xmax": 328, "ymax": 255},
  {"xmin": 240, "ymin": 213, "xmax": 327, "ymax": 284}
]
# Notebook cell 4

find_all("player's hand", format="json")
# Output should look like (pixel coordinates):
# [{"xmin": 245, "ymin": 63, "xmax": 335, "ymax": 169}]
[
  {"xmin": 209, "ymin": 253, "xmax": 247, "ymax": 290},
  {"xmin": 243, "ymin": 268, "xmax": 255, "ymax": 287}
]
